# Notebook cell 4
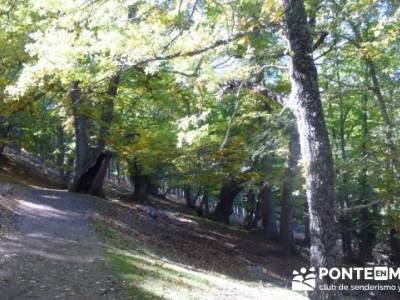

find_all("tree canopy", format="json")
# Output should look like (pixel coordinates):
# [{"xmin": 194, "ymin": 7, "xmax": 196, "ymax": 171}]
[{"xmin": 1, "ymin": 1, "xmax": 400, "ymax": 299}]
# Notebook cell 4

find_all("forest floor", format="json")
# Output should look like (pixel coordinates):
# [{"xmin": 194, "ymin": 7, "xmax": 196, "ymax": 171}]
[
  {"xmin": 0, "ymin": 155, "xmax": 308, "ymax": 299},
  {"xmin": 0, "ymin": 158, "xmax": 131, "ymax": 299}
]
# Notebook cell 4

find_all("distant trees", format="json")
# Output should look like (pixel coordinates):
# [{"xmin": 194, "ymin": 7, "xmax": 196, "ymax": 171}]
[{"xmin": 280, "ymin": 123, "xmax": 300, "ymax": 255}]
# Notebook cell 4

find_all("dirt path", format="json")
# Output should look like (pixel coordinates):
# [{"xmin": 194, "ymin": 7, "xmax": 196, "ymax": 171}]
[{"xmin": 0, "ymin": 183, "xmax": 132, "ymax": 300}]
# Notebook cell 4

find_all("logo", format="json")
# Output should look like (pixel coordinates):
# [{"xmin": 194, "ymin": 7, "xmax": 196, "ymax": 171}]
[
  {"xmin": 374, "ymin": 267, "xmax": 389, "ymax": 281},
  {"xmin": 292, "ymin": 267, "xmax": 316, "ymax": 291},
  {"xmin": 291, "ymin": 266, "xmax": 400, "ymax": 292}
]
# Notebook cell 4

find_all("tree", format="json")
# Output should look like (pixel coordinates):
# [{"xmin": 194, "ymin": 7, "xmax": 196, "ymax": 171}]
[
  {"xmin": 280, "ymin": 122, "xmax": 300, "ymax": 255},
  {"xmin": 281, "ymin": 0, "xmax": 337, "ymax": 298}
]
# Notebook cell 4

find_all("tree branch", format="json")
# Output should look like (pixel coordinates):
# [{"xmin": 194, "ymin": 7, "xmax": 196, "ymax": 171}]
[
  {"xmin": 164, "ymin": 0, "xmax": 200, "ymax": 50},
  {"xmin": 129, "ymin": 31, "xmax": 251, "ymax": 69},
  {"xmin": 337, "ymin": 200, "xmax": 380, "ymax": 214},
  {"xmin": 253, "ymin": 85, "xmax": 288, "ymax": 107},
  {"xmin": 314, "ymin": 38, "xmax": 336, "ymax": 60},
  {"xmin": 312, "ymin": 31, "xmax": 328, "ymax": 50},
  {"xmin": 88, "ymin": 31, "xmax": 252, "ymax": 89},
  {"xmin": 220, "ymin": 81, "xmax": 243, "ymax": 150}
]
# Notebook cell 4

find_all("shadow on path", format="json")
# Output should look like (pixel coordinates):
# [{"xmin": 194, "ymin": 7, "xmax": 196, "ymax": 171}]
[{"xmin": 0, "ymin": 185, "xmax": 131, "ymax": 300}]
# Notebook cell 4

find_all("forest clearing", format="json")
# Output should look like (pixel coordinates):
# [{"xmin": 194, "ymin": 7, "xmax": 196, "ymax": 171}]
[{"xmin": 1, "ymin": 0, "xmax": 400, "ymax": 299}]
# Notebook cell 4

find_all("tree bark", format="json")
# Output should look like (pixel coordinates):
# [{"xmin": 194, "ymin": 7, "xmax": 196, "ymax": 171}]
[
  {"xmin": 335, "ymin": 66, "xmax": 353, "ymax": 261},
  {"xmin": 0, "ymin": 119, "xmax": 7, "ymax": 156},
  {"xmin": 184, "ymin": 185, "xmax": 193, "ymax": 207},
  {"xmin": 0, "ymin": 118, "xmax": 10, "ymax": 156},
  {"xmin": 69, "ymin": 76, "xmax": 119, "ymax": 195},
  {"xmin": 204, "ymin": 192, "xmax": 209, "ymax": 213},
  {"xmin": 390, "ymin": 229, "xmax": 400, "ymax": 264},
  {"xmin": 56, "ymin": 125, "xmax": 67, "ymax": 187},
  {"xmin": 98, "ymin": 75, "xmax": 119, "ymax": 148},
  {"xmin": 304, "ymin": 202, "xmax": 311, "ymax": 246},
  {"xmin": 129, "ymin": 159, "xmax": 153, "ymax": 202},
  {"xmin": 281, "ymin": 0, "xmax": 337, "ymax": 298},
  {"xmin": 197, "ymin": 191, "xmax": 209, "ymax": 216},
  {"xmin": 260, "ymin": 184, "xmax": 277, "ymax": 239},
  {"xmin": 358, "ymin": 90, "xmax": 375, "ymax": 262},
  {"xmin": 69, "ymin": 82, "xmax": 91, "ymax": 193},
  {"xmin": 116, "ymin": 159, "xmax": 121, "ymax": 184},
  {"xmin": 90, "ymin": 75, "xmax": 120, "ymax": 195},
  {"xmin": 280, "ymin": 123, "xmax": 300, "ymax": 255},
  {"xmin": 86, "ymin": 152, "xmax": 112, "ymax": 196},
  {"xmin": 250, "ymin": 198, "xmax": 261, "ymax": 229},
  {"xmin": 245, "ymin": 189, "xmax": 256, "ymax": 227},
  {"xmin": 213, "ymin": 180, "xmax": 241, "ymax": 224}
]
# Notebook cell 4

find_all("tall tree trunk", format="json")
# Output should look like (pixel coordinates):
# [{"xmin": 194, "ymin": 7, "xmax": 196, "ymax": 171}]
[
  {"xmin": 88, "ymin": 75, "xmax": 120, "ymax": 195},
  {"xmin": 56, "ymin": 125, "xmax": 66, "ymax": 186},
  {"xmin": 366, "ymin": 59, "xmax": 400, "ymax": 178},
  {"xmin": 340, "ymin": 209, "xmax": 353, "ymax": 261},
  {"xmin": 350, "ymin": 27, "xmax": 398, "ymax": 260},
  {"xmin": 304, "ymin": 202, "xmax": 311, "ymax": 246},
  {"xmin": 204, "ymin": 192, "xmax": 209, "ymax": 213},
  {"xmin": 213, "ymin": 180, "xmax": 240, "ymax": 224},
  {"xmin": 349, "ymin": 22, "xmax": 400, "ymax": 180},
  {"xmin": 282, "ymin": 0, "xmax": 337, "ymax": 298},
  {"xmin": 260, "ymin": 184, "xmax": 277, "ymax": 238},
  {"xmin": 197, "ymin": 191, "xmax": 209, "ymax": 216},
  {"xmin": 280, "ymin": 123, "xmax": 300, "ymax": 255},
  {"xmin": 65, "ymin": 156, "xmax": 74, "ymax": 186},
  {"xmin": 98, "ymin": 75, "xmax": 119, "ymax": 148},
  {"xmin": 336, "ymin": 66, "xmax": 353, "ymax": 261},
  {"xmin": 69, "ymin": 76, "xmax": 119, "ymax": 196},
  {"xmin": 130, "ymin": 159, "xmax": 152, "ymax": 202},
  {"xmin": 0, "ymin": 117, "xmax": 11, "ymax": 156},
  {"xmin": 358, "ymin": 90, "xmax": 375, "ymax": 262},
  {"xmin": 116, "ymin": 159, "xmax": 121, "ymax": 184},
  {"xmin": 107, "ymin": 159, "xmax": 112, "ymax": 179},
  {"xmin": 251, "ymin": 198, "xmax": 261, "ymax": 229},
  {"xmin": 0, "ymin": 118, "xmax": 5, "ymax": 155},
  {"xmin": 184, "ymin": 185, "xmax": 193, "ymax": 207},
  {"xmin": 245, "ymin": 189, "xmax": 256, "ymax": 227},
  {"xmin": 69, "ymin": 82, "xmax": 90, "ymax": 192},
  {"xmin": 390, "ymin": 229, "xmax": 400, "ymax": 264}
]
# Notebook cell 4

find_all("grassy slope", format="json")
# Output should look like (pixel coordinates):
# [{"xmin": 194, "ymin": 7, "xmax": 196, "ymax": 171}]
[
  {"xmin": 91, "ymin": 196, "xmax": 308, "ymax": 300},
  {"xmin": 1, "ymin": 155, "xmax": 307, "ymax": 299},
  {"xmin": 0, "ymin": 155, "xmax": 62, "ymax": 189}
]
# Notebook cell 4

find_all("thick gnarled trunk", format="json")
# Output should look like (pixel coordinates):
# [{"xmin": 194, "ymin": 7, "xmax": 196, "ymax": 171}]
[
  {"xmin": 129, "ymin": 159, "xmax": 156, "ymax": 202},
  {"xmin": 282, "ymin": 0, "xmax": 337, "ymax": 298},
  {"xmin": 213, "ymin": 180, "xmax": 241, "ymax": 224},
  {"xmin": 69, "ymin": 76, "xmax": 119, "ymax": 196},
  {"xmin": 69, "ymin": 82, "xmax": 91, "ymax": 193},
  {"xmin": 98, "ymin": 75, "xmax": 119, "ymax": 149}
]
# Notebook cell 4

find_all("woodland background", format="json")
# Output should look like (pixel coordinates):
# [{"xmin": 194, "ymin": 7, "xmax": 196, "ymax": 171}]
[{"xmin": 0, "ymin": 1, "xmax": 400, "ymax": 299}]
